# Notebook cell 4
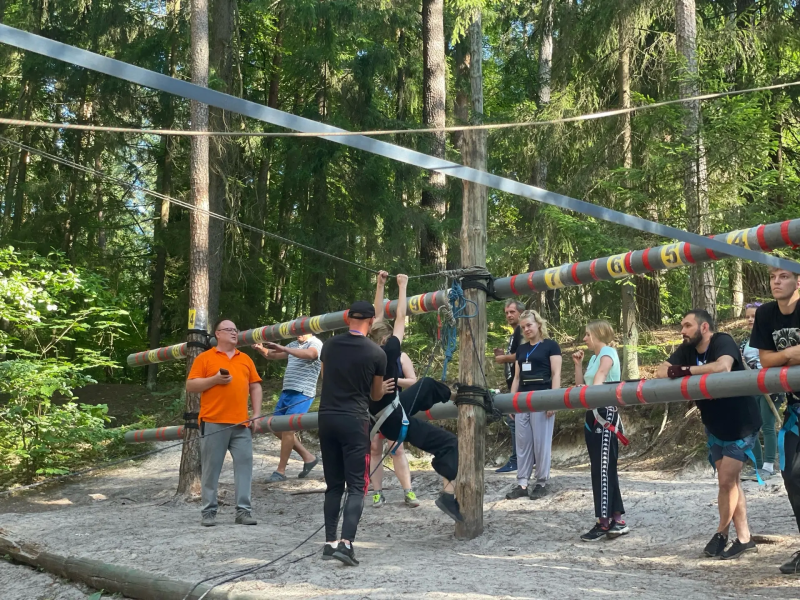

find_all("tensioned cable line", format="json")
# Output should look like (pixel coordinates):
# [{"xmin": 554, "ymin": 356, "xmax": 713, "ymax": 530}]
[
  {"xmin": 0, "ymin": 135, "xmax": 385, "ymax": 276},
  {"xmin": 1, "ymin": 80, "xmax": 797, "ymax": 138}
]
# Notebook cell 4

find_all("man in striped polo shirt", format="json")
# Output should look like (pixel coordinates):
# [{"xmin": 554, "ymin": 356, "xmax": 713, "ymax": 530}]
[{"xmin": 254, "ymin": 326, "xmax": 323, "ymax": 481}]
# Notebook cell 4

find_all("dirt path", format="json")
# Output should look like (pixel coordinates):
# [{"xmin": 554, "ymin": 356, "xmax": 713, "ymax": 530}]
[{"xmin": 1, "ymin": 435, "xmax": 798, "ymax": 600}]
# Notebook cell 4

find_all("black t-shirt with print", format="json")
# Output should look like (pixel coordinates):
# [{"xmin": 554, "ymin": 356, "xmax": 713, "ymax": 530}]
[
  {"xmin": 319, "ymin": 332, "xmax": 387, "ymax": 422},
  {"xmin": 515, "ymin": 338, "xmax": 561, "ymax": 392},
  {"xmin": 750, "ymin": 300, "xmax": 800, "ymax": 405},
  {"xmin": 505, "ymin": 326, "xmax": 522, "ymax": 389},
  {"xmin": 667, "ymin": 332, "xmax": 762, "ymax": 440}
]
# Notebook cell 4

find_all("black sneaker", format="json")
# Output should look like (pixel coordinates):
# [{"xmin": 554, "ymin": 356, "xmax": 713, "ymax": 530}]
[
  {"xmin": 580, "ymin": 523, "xmax": 609, "ymax": 542},
  {"xmin": 703, "ymin": 532, "xmax": 728, "ymax": 557},
  {"xmin": 779, "ymin": 551, "xmax": 800, "ymax": 574},
  {"xmin": 322, "ymin": 543, "xmax": 336, "ymax": 561},
  {"xmin": 435, "ymin": 492, "xmax": 464, "ymax": 522},
  {"xmin": 332, "ymin": 541, "xmax": 359, "ymax": 566},
  {"xmin": 528, "ymin": 484, "xmax": 547, "ymax": 500},
  {"xmin": 505, "ymin": 485, "xmax": 528, "ymax": 500},
  {"xmin": 720, "ymin": 538, "xmax": 757, "ymax": 560},
  {"xmin": 606, "ymin": 520, "xmax": 630, "ymax": 538}
]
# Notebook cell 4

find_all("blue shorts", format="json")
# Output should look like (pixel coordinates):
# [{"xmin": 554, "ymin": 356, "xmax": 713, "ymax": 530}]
[
  {"xmin": 707, "ymin": 431, "xmax": 757, "ymax": 464},
  {"xmin": 274, "ymin": 390, "xmax": 314, "ymax": 416}
]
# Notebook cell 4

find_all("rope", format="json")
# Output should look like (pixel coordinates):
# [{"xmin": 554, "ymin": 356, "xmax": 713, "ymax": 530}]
[
  {"xmin": 440, "ymin": 279, "xmax": 478, "ymax": 381},
  {"xmin": 0, "ymin": 135, "xmax": 383, "ymax": 276},
  {"xmin": 2, "ymin": 79, "xmax": 798, "ymax": 138}
]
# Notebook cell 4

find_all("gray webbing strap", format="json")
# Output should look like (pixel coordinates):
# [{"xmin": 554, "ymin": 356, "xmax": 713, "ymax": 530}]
[
  {"xmin": 370, "ymin": 396, "xmax": 401, "ymax": 441},
  {"xmin": 1, "ymin": 24, "xmax": 798, "ymax": 273}
]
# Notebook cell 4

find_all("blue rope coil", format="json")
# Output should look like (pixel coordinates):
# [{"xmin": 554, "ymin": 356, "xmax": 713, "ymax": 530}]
[{"xmin": 440, "ymin": 279, "xmax": 478, "ymax": 381}]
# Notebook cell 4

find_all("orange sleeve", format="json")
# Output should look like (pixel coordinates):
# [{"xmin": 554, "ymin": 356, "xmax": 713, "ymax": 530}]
[
  {"xmin": 245, "ymin": 354, "xmax": 263, "ymax": 384},
  {"xmin": 187, "ymin": 352, "xmax": 208, "ymax": 380}
]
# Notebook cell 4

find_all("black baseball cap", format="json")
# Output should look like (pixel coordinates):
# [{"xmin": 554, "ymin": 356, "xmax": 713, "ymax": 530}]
[{"xmin": 348, "ymin": 301, "xmax": 376, "ymax": 319}]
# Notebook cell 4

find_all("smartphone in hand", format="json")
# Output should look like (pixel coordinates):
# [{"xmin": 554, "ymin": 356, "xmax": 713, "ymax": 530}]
[{"xmin": 219, "ymin": 368, "xmax": 230, "ymax": 376}]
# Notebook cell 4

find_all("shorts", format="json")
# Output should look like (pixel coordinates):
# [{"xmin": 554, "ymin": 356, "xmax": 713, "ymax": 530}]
[
  {"xmin": 707, "ymin": 431, "xmax": 757, "ymax": 464},
  {"xmin": 274, "ymin": 390, "xmax": 314, "ymax": 416}
]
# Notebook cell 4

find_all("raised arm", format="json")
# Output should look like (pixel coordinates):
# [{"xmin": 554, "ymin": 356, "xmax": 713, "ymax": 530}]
[
  {"xmin": 393, "ymin": 274, "xmax": 408, "ymax": 343},
  {"xmin": 373, "ymin": 270, "xmax": 389, "ymax": 324}
]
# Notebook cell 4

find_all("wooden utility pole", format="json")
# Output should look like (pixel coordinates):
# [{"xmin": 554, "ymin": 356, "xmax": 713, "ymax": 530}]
[
  {"xmin": 455, "ymin": 10, "xmax": 488, "ymax": 540},
  {"xmin": 178, "ymin": 0, "xmax": 210, "ymax": 495}
]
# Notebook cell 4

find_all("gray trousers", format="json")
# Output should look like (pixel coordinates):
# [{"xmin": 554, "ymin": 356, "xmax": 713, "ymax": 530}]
[
  {"xmin": 515, "ymin": 412, "xmax": 555, "ymax": 487},
  {"xmin": 201, "ymin": 422, "xmax": 253, "ymax": 516}
]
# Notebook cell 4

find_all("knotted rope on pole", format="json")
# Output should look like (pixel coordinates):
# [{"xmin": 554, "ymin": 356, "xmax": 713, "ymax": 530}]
[
  {"xmin": 454, "ymin": 385, "xmax": 503, "ymax": 423},
  {"xmin": 439, "ymin": 279, "xmax": 478, "ymax": 381}
]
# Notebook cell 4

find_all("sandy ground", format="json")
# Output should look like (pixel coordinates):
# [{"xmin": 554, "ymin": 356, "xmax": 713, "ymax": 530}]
[{"xmin": 1, "ymin": 435, "xmax": 799, "ymax": 600}]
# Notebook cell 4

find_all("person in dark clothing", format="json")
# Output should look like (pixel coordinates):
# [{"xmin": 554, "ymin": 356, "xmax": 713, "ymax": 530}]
[
  {"xmin": 657, "ymin": 309, "xmax": 761, "ymax": 561},
  {"xmin": 318, "ymin": 300, "xmax": 387, "ymax": 567},
  {"xmin": 369, "ymin": 271, "xmax": 463, "ymax": 523},
  {"xmin": 750, "ymin": 266, "xmax": 800, "ymax": 575},
  {"xmin": 494, "ymin": 299, "xmax": 524, "ymax": 473}
]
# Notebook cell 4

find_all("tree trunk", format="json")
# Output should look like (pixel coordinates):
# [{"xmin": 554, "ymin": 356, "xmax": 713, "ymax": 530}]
[
  {"xmin": 675, "ymin": 0, "xmax": 716, "ymax": 318},
  {"xmin": 178, "ymin": 0, "xmax": 211, "ymax": 496},
  {"xmin": 207, "ymin": 0, "xmax": 238, "ymax": 327},
  {"xmin": 420, "ymin": 0, "xmax": 447, "ymax": 271},
  {"xmin": 455, "ymin": 12, "xmax": 487, "ymax": 541},
  {"xmin": 618, "ymin": 12, "xmax": 639, "ymax": 379},
  {"xmin": 730, "ymin": 260, "xmax": 744, "ymax": 318}
]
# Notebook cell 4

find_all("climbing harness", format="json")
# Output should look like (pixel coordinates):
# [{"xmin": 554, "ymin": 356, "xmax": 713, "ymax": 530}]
[
  {"xmin": 707, "ymin": 433, "xmax": 764, "ymax": 485},
  {"xmin": 779, "ymin": 403, "xmax": 800, "ymax": 472},
  {"xmin": 585, "ymin": 408, "xmax": 630, "ymax": 446}
]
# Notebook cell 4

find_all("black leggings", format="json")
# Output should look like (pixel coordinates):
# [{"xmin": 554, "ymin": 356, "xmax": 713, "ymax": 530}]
[
  {"xmin": 319, "ymin": 414, "xmax": 370, "ymax": 542},
  {"xmin": 584, "ymin": 407, "xmax": 625, "ymax": 519},
  {"xmin": 781, "ymin": 413, "xmax": 800, "ymax": 533},
  {"xmin": 378, "ymin": 377, "xmax": 459, "ymax": 482}
]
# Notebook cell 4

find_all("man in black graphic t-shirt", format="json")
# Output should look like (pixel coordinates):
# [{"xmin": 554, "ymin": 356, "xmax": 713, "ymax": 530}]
[
  {"xmin": 750, "ymin": 266, "xmax": 800, "ymax": 575},
  {"xmin": 494, "ymin": 300, "xmax": 524, "ymax": 473},
  {"xmin": 657, "ymin": 309, "xmax": 760, "ymax": 561},
  {"xmin": 318, "ymin": 300, "xmax": 386, "ymax": 567}
]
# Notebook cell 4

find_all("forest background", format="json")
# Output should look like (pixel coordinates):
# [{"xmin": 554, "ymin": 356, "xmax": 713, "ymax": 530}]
[{"xmin": 0, "ymin": 0, "xmax": 799, "ymax": 484}]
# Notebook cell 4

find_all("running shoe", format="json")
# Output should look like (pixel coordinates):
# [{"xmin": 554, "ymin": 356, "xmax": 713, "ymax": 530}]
[
  {"xmin": 606, "ymin": 520, "xmax": 630, "ymax": 538},
  {"xmin": 435, "ymin": 492, "xmax": 464, "ymax": 522},
  {"xmin": 322, "ymin": 543, "xmax": 336, "ymax": 561},
  {"xmin": 201, "ymin": 513, "xmax": 216, "ymax": 527},
  {"xmin": 372, "ymin": 491, "xmax": 385, "ymax": 508},
  {"xmin": 703, "ymin": 532, "xmax": 728, "ymax": 557},
  {"xmin": 780, "ymin": 551, "xmax": 800, "ymax": 575},
  {"xmin": 505, "ymin": 485, "xmax": 528, "ymax": 500},
  {"xmin": 580, "ymin": 523, "xmax": 609, "ymax": 542},
  {"xmin": 234, "ymin": 511, "xmax": 257, "ymax": 525},
  {"xmin": 404, "ymin": 490, "xmax": 420, "ymax": 507},
  {"xmin": 332, "ymin": 541, "xmax": 359, "ymax": 566},
  {"xmin": 741, "ymin": 466, "xmax": 772, "ymax": 482},
  {"xmin": 495, "ymin": 459, "xmax": 518, "ymax": 473},
  {"xmin": 720, "ymin": 538, "xmax": 757, "ymax": 560},
  {"xmin": 528, "ymin": 484, "xmax": 547, "ymax": 500}
]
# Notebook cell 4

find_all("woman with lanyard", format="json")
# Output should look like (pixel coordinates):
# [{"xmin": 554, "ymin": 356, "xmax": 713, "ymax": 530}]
[
  {"xmin": 368, "ymin": 270, "xmax": 463, "ymax": 522},
  {"xmin": 572, "ymin": 320, "xmax": 629, "ymax": 541},
  {"xmin": 368, "ymin": 272, "xmax": 419, "ymax": 508},
  {"xmin": 740, "ymin": 301, "xmax": 782, "ymax": 482},
  {"xmin": 506, "ymin": 310, "xmax": 562, "ymax": 500}
]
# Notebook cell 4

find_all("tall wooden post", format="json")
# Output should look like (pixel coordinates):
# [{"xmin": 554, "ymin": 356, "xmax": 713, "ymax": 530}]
[
  {"xmin": 177, "ymin": 0, "xmax": 210, "ymax": 495},
  {"xmin": 455, "ymin": 11, "xmax": 488, "ymax": 540}
]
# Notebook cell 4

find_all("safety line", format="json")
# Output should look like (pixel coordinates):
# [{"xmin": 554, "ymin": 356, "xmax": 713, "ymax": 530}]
[
  {"xmin": 1, "ymin": 25, "xmax": 796, "ymax": 273},
  {"xmin": 0, "ymin": 135, "xmax": 383, "ymax": 276},
  {"xmin": 0, "ymin": 81, "xmax": 797, "ymax": 137}
]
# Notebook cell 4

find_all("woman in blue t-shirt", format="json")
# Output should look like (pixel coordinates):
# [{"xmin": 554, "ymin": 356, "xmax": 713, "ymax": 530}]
[
  {"xmin": 506, "ymin": 310, "xmax": 562, "ymax": 500},
  {"xmin": 572, "ymin": 319, "xmax": 629, "ymax": 541}
]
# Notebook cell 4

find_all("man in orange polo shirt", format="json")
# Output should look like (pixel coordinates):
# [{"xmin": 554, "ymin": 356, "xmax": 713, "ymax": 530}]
[{"xmin": 187, "ymin": 318, "xmax": 263, "ymax": 527}]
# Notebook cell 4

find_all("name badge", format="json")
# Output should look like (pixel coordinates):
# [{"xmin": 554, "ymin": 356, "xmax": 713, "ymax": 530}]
[{"xmin": 522, "ymin": 362, "xmax": 532, "ymax": 372}]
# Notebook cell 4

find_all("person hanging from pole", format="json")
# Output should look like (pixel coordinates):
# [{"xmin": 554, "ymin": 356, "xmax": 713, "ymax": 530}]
[
  {"xmin": 505, "ymin": 309, "xmax": 562, "ymax": 501},
  {"xmin": 739, "ymin": 302, "xmax": 783, "ymax": 483},
  {"xmin": 318, "ymin": 300, "xmax": 387, "ymax": 566},
  {"xmin": 656, "ymin": 309, "xmax": 761, "ymax": 560},
  {"xmin": 186, "ymin": 319, "xmax": 262, "ymax": 528},
  {"xmin": 253, "ymin": 325, "xmax": 322, "ymax": 482},
  {"xmin": 573, "ymin": 320, "xmax": 629, "ymax": 541},
  {"xmin": 493, "ymin": 300, "xmax": 524, "ymax": 473},
  {"xmin": 749, "ymin": 266, "xmax": 800, "ymax": 574},
  {"xmin": 369, "ymin": 270, "xmax": 463, "ymax": 523},
  {"xmin": 368, "ymin": 272, "xmax": 419, "ymax": 508}
]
